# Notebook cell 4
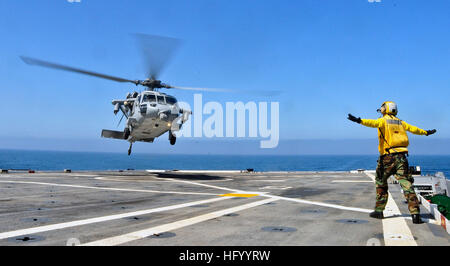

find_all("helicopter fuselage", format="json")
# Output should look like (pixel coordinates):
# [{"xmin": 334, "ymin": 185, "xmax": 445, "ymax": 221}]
[
  {"xmin": 103, "ymin": 90, "xmax": 191, "ymax": 150},
  {"xmin": 127, "ymin": 91, "xmax": 181, "ymax": 142}
]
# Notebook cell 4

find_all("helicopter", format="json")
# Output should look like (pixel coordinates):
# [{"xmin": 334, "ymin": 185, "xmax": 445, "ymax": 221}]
[{"xmin": 21, "ymin": 34, "xmax": 226, "ymax": 155}]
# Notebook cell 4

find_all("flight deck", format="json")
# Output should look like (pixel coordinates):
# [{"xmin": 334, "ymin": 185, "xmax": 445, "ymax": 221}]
[{"xmin": 0, "ymin": 170, "xmax": 448, "ymax": 246}]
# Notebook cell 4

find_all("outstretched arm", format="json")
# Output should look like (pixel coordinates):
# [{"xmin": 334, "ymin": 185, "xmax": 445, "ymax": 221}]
[
  {"xmin": 347, "ymin": 114, "xmax": 383, "ymax": 128},
  {"xmin": 361, "ymin": 118, "xmax": 384, "ymax": 128},
  {"xmin": 402, "ymin": 121, "xmax": 436, "ymax": 136},
  {"xmin": 347, "ymin": 114, "xmax": 361, "ymax": 123}
]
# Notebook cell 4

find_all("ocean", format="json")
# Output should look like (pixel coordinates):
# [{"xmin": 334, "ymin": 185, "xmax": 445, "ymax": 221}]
[{"xmin": 0, "ymin": 149, "xmax": 449, "ymax": 179}]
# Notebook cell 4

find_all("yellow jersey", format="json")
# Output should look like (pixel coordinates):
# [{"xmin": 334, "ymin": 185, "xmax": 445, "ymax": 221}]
[{"xmin": 361, "ymin": 114, "xmax": 427, "ymax": 155}]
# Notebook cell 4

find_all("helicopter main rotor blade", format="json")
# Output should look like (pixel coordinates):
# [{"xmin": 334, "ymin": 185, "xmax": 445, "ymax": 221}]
[
  {"xmin": 134, "ymin": 34, "xmax": 182, "ymax": 80},
  {"xmin": 169, "ymin": 86, "xmax": 233, "ymax": 93},
  {"xmin": 20, "ymin": 56, "xmax": 138, "ymax": 85},
  {"xmin": 169, "ymin": 86, "xmax": 282, "ymax": 96}
]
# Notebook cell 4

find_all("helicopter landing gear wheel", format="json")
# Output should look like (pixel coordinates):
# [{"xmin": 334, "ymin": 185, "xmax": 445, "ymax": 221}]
[
  {"xmin": 169, "ymin": 131, "xmax": 176, "ymax": 145},
  {"xmin": 124, "ymin": 127, "xmax": 130, "ymax": 140}
]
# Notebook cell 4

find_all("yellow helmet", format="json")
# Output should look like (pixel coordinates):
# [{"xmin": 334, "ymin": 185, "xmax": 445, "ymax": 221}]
[{"xmin": 378, "ymin": 101, "xmax": 398, "ymax": 115}]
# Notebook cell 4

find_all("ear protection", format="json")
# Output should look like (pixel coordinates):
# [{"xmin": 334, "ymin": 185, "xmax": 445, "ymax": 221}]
[{"xmin": 378, "ymin": 101, "xmax": 397, "ymax": 115}]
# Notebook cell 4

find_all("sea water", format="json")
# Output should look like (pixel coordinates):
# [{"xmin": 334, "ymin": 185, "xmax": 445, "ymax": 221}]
[{"xmin": 0, "ymin": 149, "xmax": 448, "ymax": 179}]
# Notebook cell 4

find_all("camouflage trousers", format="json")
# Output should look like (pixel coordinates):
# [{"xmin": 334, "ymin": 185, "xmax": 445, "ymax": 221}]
[{"xmin": 374, "ymin": 152, "xmax": 420, "ymax": 215}]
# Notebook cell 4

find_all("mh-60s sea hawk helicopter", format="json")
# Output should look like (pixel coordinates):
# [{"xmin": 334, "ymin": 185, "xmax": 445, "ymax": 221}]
[{"xmin": 21, "ymin": 34, "xmax": 226, "ymax": 155}]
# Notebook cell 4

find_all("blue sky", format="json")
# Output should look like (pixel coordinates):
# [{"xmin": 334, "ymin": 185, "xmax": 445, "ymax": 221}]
[{"xmin": 0, "ymin": 0, "xmax": 449, "ymax": 154}]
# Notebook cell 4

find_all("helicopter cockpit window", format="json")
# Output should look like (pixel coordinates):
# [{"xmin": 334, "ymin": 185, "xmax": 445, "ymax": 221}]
[
  {"xmin": 166, "ymin": 96, "xmax": 177, "ymax": 105},
  {"xmin": 157, "ymin": 96, "xmax": 165, "ymax": 104},
  {"xmin": 142, "ymin": 94, "xmax": 156, "ymax": 103}
]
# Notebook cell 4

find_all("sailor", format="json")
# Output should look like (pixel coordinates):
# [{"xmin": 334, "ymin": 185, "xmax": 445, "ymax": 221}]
[{"xmin": 347, "ymin": 101, "xmax": 436, "ymax": 224}]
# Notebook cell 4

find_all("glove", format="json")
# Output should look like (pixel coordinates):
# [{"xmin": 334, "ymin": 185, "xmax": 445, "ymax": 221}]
[
  {"xmin": 426, "ymin": 129, "xmax": 436, "ymax": 136},
  {"xmin": 347, "ymin": 114, "xmax": 361, "ymax": 124}
]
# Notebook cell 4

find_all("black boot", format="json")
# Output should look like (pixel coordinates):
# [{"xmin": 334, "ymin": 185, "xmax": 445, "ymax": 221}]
[
  {"xmin": 411, "ymin": 214, "xmax": 423, "ymax": 224},
  {"xmin": 369, "ymin": 211, "xmax": 384, "ymax": 219}
]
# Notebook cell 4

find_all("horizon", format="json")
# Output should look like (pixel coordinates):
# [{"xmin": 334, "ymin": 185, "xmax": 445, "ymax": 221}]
[
  {"xmin": 1, "ymin": 137, "xmax": 449, "ymax": 155},
  {"xmin": 2, "ymin": 149, "xmax": 450, "ymax": 156}
]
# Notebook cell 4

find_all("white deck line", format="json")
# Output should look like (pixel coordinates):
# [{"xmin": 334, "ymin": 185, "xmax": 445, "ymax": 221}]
[
  {"xmin": 365, "ymin": 172, "xmax": 418, "ymax": 246},
  {"xmin": 0, "ymin": 197, "xmax": 230, "ymax": 240},
  {"xmin": 152, "ymin": 177, "xmax": 242, "ymax": 193},
  {"xmin": 82, "ymin": 198, "xmax": 278, "ymax": 246},
  {"xmin": 160, "ymin": 175, "xmax": 375, "ymax": 213},
  {"xmin": 264, "ymin": 194, "xmax": 373, "ymax": 213},
  {"xmin": 0, "ymin": 180, "xmax": 218, "ymax": 196}
]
